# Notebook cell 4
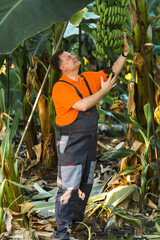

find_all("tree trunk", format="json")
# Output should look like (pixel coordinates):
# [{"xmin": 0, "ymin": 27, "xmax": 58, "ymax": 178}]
[
  {"xmin": 129, "ymin": 0, "xmax": 157, "ymax": 195},
  {"xmin": 42, "ymin": 68, "xmax": 59, "ymax": 168},
  {"xmin": 32, "ymin": 48, "xmax": 58, "ymax": 168},
  {"xmin": 42, "ymin": 23, "xmax": 67, "ymax": 167},
  {"xmin": 129, "ymin": 0, "xmax": 156, "ymax": 129},
  {"xmin": 31, "ymin": 23, "xmax": 66, "ymax": 168}
]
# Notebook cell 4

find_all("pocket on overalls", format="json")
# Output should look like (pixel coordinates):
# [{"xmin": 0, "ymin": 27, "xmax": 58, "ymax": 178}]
[{"xmin": 58, "ymin": 135, "xmax": 69, "ymax": 153}]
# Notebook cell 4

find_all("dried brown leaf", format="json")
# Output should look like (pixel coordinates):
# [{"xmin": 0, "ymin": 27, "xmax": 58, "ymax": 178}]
[
  {"xmin": 5, "ymin": 209, "xmax": 13, "ymax": 232},
  {"xmin": 32, "ymin": 143, "xmax": 41, "ymax": 163},
  {"xmin": 44, "ymin": 223, "xmax": 55, "ymax": 232},
  {"xmin": 131, "ymin": 140, "xmax": 143, "ymax": 152},
  {"xmin": 147, "ymin": 199, "xmax": 158, "ymax": 210},
  {"xmin": 134, "ymin": 227, "xmax": 143, "ymax": 236},
  {"xmin": 20, "ymin": 201, "xmax": 34, "ymax": 214},
  {"xmin": 120, "ymin": 157, "xmax": 128, "ymax": 171},
  {"xmin": 107, "ymin": 174, "xmax": 122, "ymax": 186}
]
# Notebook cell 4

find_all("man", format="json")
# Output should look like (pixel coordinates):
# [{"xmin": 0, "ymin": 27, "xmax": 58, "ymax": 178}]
[{"xmin": 51, "ymin": 36, "xmax": 129, "ymax": 240}]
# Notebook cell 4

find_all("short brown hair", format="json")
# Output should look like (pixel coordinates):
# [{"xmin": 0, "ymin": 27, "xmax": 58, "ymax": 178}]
[{"xmin": 50, "ymin": 50, "xmax": 64, "ymax": 74}]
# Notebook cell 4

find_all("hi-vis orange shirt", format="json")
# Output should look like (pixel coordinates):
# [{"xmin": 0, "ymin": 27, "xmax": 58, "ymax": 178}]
[{"xmin": 52, "ymin": 71, "xmax": 108, "ymax": 126}]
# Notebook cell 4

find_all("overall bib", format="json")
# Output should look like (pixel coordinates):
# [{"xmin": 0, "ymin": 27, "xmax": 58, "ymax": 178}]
[{"xmin": 54, "ymin": 75, "xmax": 99, "ymax": 238}]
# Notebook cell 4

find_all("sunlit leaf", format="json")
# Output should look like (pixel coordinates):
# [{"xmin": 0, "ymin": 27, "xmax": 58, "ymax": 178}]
[
  {"xmin": 85, "ymin": 203, "xmax": 101, "ymax": 214},
  {"xmin": 88, "ymin": 192, "xmax": 108, "ymax": 204},
  {"xmin": 103, "ymin": 185, "xmax": 137, "ymax": 211},
  {"xmin": 70, "ymin": 8, "xmax": 87, "ymax": 26}
]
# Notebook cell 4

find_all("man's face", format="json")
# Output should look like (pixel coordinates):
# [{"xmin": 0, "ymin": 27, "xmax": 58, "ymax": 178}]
[{"xmin": 59, "ymin": 52, "xmax": 81, "ymax": 73}]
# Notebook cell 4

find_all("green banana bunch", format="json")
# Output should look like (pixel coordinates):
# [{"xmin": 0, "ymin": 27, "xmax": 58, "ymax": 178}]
[{"xmin": 92, "ymin": 0, "xmax": 129, "ymax": 63}]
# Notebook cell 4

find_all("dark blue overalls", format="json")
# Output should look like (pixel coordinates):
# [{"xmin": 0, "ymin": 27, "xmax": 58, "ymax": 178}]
[{"xmin": 52, "ymin": 75, "xmax": 99, "ymax": 239}]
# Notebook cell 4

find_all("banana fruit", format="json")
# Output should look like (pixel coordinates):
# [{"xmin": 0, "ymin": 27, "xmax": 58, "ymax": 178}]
[{"xmin": 92, "ymin": 0, "xmax": 129, "ymax": 65}]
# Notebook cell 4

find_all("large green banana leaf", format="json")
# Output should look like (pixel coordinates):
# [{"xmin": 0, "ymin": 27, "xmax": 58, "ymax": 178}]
[{"xmin": 0, "ymin": 0, "xmax": 93, "ymax": 54}]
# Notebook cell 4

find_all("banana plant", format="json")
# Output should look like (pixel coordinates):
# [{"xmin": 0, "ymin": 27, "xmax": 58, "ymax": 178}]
[
  {"xmin": 0, "ymin": 171, "xmax": 30, "ymax": 233},
  {"xmin": 0, "ymin": 89, "xmax": 29, "ymax": 233},
  {"xmin": 100, "ymin": 103, "xmax": 159, "ymax": 204}
]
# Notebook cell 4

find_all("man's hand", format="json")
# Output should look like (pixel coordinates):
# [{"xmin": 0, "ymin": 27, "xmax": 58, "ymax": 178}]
[
  {"xmin": 72, "ymin": 73, "xmax": 117, "ymax": 111},
  {"xmin": 101, "ymin": 73, "xmax": 117, "ymax": 94}
]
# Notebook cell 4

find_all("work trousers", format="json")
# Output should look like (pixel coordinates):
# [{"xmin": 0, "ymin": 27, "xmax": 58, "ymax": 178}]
[{"xmin": 55, "ymin": 107, "xmax": 98, "ymax": 233}]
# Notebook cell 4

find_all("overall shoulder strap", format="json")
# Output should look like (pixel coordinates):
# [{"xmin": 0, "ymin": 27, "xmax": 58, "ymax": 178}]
[
  {"xmin": 79, "ymin": 74, "xmax": 93, "ymax": 95},
  {"xmin": 58, "ymin": 80, "xmax": 83, "ymax": 99}
]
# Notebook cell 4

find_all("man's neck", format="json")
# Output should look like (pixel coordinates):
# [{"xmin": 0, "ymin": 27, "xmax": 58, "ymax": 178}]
[{"xmin": 62, "ymin": 71, "xmax": 79, "ymax": 81}]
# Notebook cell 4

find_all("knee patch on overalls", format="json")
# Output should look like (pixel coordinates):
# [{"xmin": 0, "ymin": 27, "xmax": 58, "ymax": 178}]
[{"xmin": 60, "ymin": 164, "xmax": 82, "ymax": 190}]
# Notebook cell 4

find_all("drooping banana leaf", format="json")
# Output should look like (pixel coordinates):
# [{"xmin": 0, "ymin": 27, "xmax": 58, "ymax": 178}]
[
  {"xmin": 28, "ymin": 33, "xmax": 52, "ymax": 57},
  {"xmin": 0, "ymin": 0, "xmax": 93, "ymax": 54},
  {"xmin": 100, "ymin": 148, "xmax": 136, "ymax": 161},
  {"xmin": 103, "ymin": 184, "xmax": 137, "ymax": 211}
]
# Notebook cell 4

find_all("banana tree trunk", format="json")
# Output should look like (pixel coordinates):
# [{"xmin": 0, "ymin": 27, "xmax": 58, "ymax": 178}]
[
  {"xmin": 32, "ymin": 50, "xmax": 57, "ymax": 168},
  {"xmin": 129, "ymin": 0, "xmax": 156, "ymax": 129},
  {"xmin": 42, "ymin": 69, "xmax": 59, "ymax": 168},
  {"xmin": 129, "ymin": 0, "xmax": 157, "ymax": 196},
  {"xmin": 18, "ymin": 46, "xmax": 38, "ymax": 159},
  {"xmin": 32, "ymin": 23, "xmax": 66, "ymax": 168},
  {"xmin": 42, "ymin": 23, "xmax": 66, "ymax": 168}
]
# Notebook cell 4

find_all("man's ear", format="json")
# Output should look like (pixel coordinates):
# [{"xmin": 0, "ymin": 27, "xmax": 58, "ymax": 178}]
[{"xmin": 60, "ymin": 65, "xmax": 65, "ymax": 72}]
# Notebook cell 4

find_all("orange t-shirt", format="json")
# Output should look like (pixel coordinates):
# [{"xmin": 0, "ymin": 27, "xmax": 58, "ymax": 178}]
[{"xmin": 52, "ymin": 70, "xmax": 108, "ymax": 126}]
